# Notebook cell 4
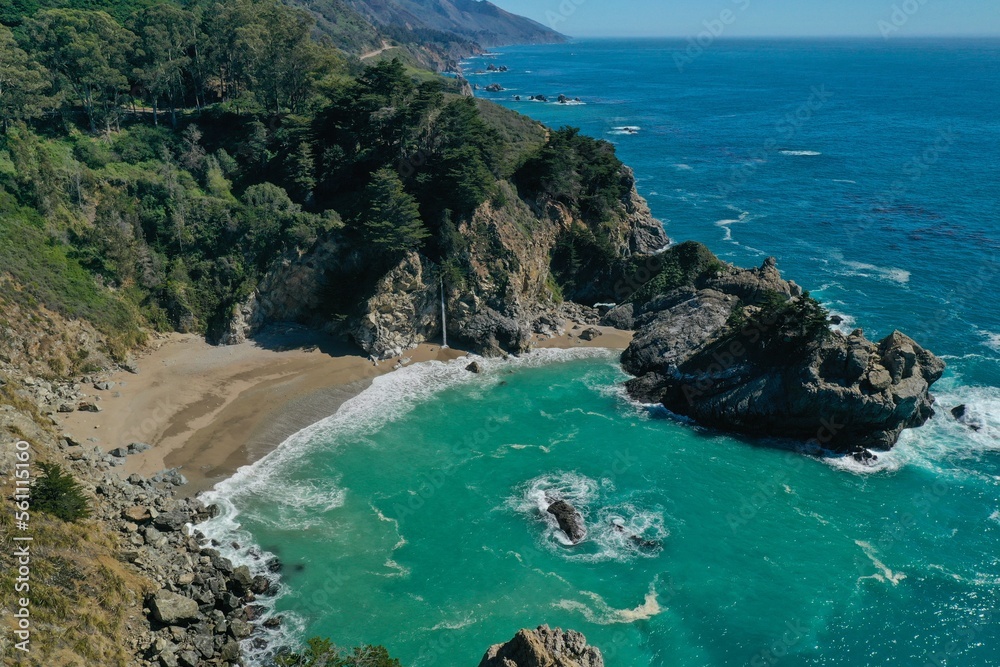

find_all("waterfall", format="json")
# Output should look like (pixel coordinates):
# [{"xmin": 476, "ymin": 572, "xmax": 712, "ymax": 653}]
[{"xmin": 440, "ymin": 278, "xmax": 449, "ymax": 349}]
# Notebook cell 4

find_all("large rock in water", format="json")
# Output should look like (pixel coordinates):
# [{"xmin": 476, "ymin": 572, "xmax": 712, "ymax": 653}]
[
  {"xmin": 617, "ymin": 249, "xmax": 945, "ymax": 451},
  {"xmin": 479, "ymin": 625, "xmax": 603, "ymax": 667},
  {"xmin": 546, "ymin": 500, "xmax": 586, "ymax": 544}
]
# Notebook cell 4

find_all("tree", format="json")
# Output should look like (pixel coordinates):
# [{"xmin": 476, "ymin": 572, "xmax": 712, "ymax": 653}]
[
  {"xmin": 360, "ymin": 168, "xmax": 428, "ymax": 253},
  {"xmin": 253, "ymin": 2, "xmax": 322, "ymax": 113},
  {"xmin": 285, "ymin": 142, "xmax": 316, "ymax": 203},
  {"xmin": 27, "ymin": 9, "xmax": 135, "ymax": 132},
  {"xmin": 197, "ymin": 0, "xmax": 265, "ymax": 105},
  {"xmin": 0, "ymin": 26, "xmax": 51, "ymax": 132},
  {"xmin": 32, "ymin": 462, "xmax": 91, "ymax": 522},
  {"xmin": 130, "ymin": 4, "xmax": 197, "ymax": 127},
  {"xmin": 275, "ymin": 639, "xmax": 401, "ymax": 667}
]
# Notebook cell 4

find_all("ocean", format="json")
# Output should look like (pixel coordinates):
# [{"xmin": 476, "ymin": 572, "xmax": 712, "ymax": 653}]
[{"xmin": 200, "ymin": 39, "xmax": 1000, "ymax": 666}]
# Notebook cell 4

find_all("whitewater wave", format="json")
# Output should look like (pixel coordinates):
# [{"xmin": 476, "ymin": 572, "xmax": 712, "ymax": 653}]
[
  {"xmin": 508, "ymin": 472, "xmax": 667, "ymax": 561},
  {"xmin": 780, "ymin": 150, "xmax": 822, "ymax": 156},
  {"xmin": 824, "ymin": 379, "xmax": 1000, "ymax": 477},
  {"xmin": 554, "ymin": 580, "xmax": 664, "ymax": 624},
  {"xmin": 977, "ymin": 329, "xmax": 1000, "ymax": 352},
  {"xmin": 204, "ymin": 348, "xmax": 616, "ymax": 504},
  {"xmin": 188, "ymin": 499, "xmax": 307, "ymax": 664},
  {"xmin": 827, "ymin": 310, "xmax": 857, "ymax": 336},
  {"xmin": 196, "ymin": 348, "xmax": 617, "ymax": 664}
]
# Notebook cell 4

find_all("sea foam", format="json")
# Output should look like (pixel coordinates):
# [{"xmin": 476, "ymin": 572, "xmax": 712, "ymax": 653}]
[{"xmin": 196, "ymin": 348, "xmax": 619, "ymax": 662}]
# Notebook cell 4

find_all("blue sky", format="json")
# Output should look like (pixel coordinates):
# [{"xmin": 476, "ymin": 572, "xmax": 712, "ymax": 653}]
[{"xmin": 490, "ymin": 0, "xmax": 1000, "ymax": 38}]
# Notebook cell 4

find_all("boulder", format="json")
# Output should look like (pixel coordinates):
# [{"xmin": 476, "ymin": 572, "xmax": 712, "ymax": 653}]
[
  {"xmin": 479, "ymin": 625, "xmax": 603, "ymax": 667},
  {"xmin": 109, "ymin": 447, "xmax": 128, "ymax": 458},
  {"xmin": 153, "ymin": 511, "xmax": 188, "ymax": 532},
  {"xmin": 546, "ymin": 500, "xmax": 586, "ymax": 544},
  {"xmin": 466, "ymin": 361, "xmax": 483, "ymax": 374},
  {"xmin": 219, "ymin": 640, "xmax": 242, "ymax": 662},
  {"xmin": 579, "ymin": 327, "xmax": 603, "ymax": 342},
  {"xmin": 229, "ymin": 565, "xmax": 254, "ymax": 595},
  {"xmin": 149, "ymin": 590, "xmax": 200, "ymax": 625},
  {"xmin": 123, "ymin": 506, "xmax": 154, "ymax": 523}
]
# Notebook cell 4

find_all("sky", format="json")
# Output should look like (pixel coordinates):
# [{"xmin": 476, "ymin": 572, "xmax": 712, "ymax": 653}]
[{"xmin": 489, "ymin": 0, "xmax": 1000, "ymax": 38}]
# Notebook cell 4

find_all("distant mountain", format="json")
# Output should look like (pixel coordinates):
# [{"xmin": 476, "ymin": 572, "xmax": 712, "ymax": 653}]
[
  {"xmin": 346, "ymin": 0, "xmax": 565, "ymax": 48},
  {"xmin": 290, "ymin": 0, "xmax": 563, "ymax": 71}
]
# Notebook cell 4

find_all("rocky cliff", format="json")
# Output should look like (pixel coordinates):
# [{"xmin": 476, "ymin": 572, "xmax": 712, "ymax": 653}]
[
  {"xmin": 479, "ymin": 625, "xmax": 604, "ymax": 667},
  {"xmin": 221, "ymin": 171, "xmax": 668, "ymax": 359},
  {"xmin": 614, "ymin": 244, "xmax": 945, "ymax": 454}
]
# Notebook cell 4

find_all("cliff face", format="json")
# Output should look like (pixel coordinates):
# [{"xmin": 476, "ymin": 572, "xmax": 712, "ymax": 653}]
[
  {"xmin": 616, "ymin": 248, "xmax": 945, "ymax": 454},
  {"xmin": 221, "ymin": 171, "xmax": 668, "ymax": 358}
]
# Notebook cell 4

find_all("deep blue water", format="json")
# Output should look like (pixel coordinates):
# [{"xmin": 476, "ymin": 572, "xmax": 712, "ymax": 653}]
[
  {"xmin": 467, "ymin": 38, "xmax": 1000, "ymax": 385},
  {"xmin": 201, "ymin": 40, "xmax": 1000, "ymax": 667}
]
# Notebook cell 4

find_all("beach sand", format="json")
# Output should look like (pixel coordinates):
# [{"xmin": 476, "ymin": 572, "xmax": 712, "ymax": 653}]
[{"xmin": 56, "ymin": 323, "xmax": 631, "ymax": 497}]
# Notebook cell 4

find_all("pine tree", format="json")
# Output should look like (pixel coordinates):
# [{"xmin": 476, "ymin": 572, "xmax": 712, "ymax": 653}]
[
  {"xmin": 32, "ymin": 462, "xmax": 91, "ymax": 522},
  {"xmin": 361, "ymin": 168, "xmax": 429, "ymax": 253}
]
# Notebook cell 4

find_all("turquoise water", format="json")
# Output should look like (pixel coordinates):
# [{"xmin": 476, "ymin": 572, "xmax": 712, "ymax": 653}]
[{"xmin": 201, "ymin": 40, "xmax": 1000, "ymax": 666}]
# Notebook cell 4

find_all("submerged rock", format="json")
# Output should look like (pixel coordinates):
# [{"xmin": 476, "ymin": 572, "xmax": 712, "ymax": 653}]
[
  {"xmin": 479, "ymin": 625, "xmax": 603, "ymax": 667},
  {"xmin": 546, "ymin": 500, "xmax": 586, "ymax": 544}
]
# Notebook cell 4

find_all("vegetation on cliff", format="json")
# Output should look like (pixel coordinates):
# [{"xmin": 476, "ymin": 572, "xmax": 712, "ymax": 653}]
[{"xmin": 0, "ymin": 0, "xmax": 638, "ymax": 348}]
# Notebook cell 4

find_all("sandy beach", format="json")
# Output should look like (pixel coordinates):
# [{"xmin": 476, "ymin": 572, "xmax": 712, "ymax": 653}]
[{"xmin": 56, "ymin": 323, "xmax": 631, "ymax": 496}]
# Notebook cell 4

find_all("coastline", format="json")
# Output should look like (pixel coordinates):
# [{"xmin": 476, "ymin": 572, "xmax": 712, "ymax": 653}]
[{"xmin": 57, "ymin": 323, "xmax": 632, "ymax": 498}]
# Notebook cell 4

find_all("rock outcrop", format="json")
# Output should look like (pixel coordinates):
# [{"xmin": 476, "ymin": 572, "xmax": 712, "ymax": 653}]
[
  {"xmin": 479, "ymin": 625, "xmax": 603, "ymax": 667},
  {"xmin": 220, "ymin": 171, "xmax": 668, "ymax": 360},
  {"xmin": 618, "ymin": 246, "xmax": 945, "ymax": 452},
  {"xmin": 546, "ymin": 500, "xmax": 586, "ymax": 544},
  {"xmin": 350, "ymin": 252, "xmax": 440, "ymax": 360}
]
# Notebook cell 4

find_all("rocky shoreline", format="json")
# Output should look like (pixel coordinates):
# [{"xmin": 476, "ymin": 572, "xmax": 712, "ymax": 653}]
[{"xmin": 52, "ymin": 435, "xmax": 275, "ymax": 666}]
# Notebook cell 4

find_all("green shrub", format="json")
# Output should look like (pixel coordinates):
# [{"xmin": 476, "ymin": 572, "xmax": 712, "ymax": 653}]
[
  {"xmin": 627, "ymin": 241, "xmax": 721, "ymax": 304},
  {"xmin": 274, "ymin": 639, "xmax": 401, "ymax": 667},
  {"xmin": 32, "ymin": 462, "xmax": 91, "ymax": 522}
]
